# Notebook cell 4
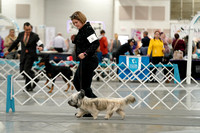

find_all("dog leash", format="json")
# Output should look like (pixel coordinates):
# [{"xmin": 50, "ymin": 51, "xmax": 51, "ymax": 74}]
[{"xmin": 80, "ymin": 59, "xmax": 83, "ymax": 90}]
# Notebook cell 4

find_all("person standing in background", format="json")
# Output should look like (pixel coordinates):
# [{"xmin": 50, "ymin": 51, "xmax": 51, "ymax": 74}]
[
  {"xmin": 148, "ymin": 30, "xmax": 165, "ymax": 63},
  {"xmin": 4, "ymin": 29, "xmax": 18, "ymax": 59},
  {"xmin": 99, "ymin": 30, "xmax": 109, "ymax": 59},
  {"xmin": 140, "ymin": 31, "xmax": 150, "ymax": 55},
  {"xmin": 53, "ymin": 33, "xmax": 68, "ymax": 52},
  {"xmin": 184, "ymin": 35, "xmax": 197, "ymax": 56},
  {"xmin": 160, "ymin": 32, "xmax": 172, "ymax": 83},
  {"xmin": 4, "ymin": 22, "xmax": 41, "ymax": 91},
  {"xmin": 141, "ymin": 31, "xmax": 150, "ymax": 47},
  {"xmin": 160, "ymin": 32, "xmax": 171, "ymax": 63},
  {"xmin": 110, "ymin": 33, "xmax": 121, "ymax": 60},
  {"xmin": 147, "ymin": 30, "xmax": 165, "ymax": 82},
  {"xmin": 172, "ymin": 33, "xmax": 186, "ymax": 56}
]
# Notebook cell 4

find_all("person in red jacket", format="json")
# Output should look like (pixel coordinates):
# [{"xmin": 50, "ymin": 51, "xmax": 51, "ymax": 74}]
[{"xmin": 99, "ymin": 30, "xmax": 109, "ymax": 60}]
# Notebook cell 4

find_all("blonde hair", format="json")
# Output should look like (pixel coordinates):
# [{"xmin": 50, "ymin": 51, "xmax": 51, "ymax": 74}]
[
  {"xmin": 114, "ymin": 33, "xmax": 118, "ymax": 40},
  {"xmin": 70, "ymin": 11, "xmax": 87, "ymax": 24}
]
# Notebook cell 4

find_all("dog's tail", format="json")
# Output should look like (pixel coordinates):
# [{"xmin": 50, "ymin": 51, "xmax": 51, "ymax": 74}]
[{"xmin": 124, "ymin": 95, "xmax": 136, "ymax": 105}]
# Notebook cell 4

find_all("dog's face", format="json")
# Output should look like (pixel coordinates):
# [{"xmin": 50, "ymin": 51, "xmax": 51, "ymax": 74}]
[{"xmin": 68, "ymin": 89, "xmax": 85, "ymax": 108}]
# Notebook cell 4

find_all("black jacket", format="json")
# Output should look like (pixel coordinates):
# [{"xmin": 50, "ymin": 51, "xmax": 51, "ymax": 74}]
[
  {"xmin": 72, "ymin": 22, "xmax": 99, "ymax": 61},
  {"xmin": 116, "ymin": 43, "xmax": 134, "ymax": 55},
  {"xmin": 141, "ymin": 36, "xmax": 150, "ymax": 47},
  {"xmin": 8, "ymin": 31, "xmax": 40, "ymax": 62}
]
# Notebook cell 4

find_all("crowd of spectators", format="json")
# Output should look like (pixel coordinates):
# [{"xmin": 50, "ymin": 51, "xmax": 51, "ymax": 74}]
[{"xmin": 1, "ymin": 27, "xmax": 200, "ymax": 63}]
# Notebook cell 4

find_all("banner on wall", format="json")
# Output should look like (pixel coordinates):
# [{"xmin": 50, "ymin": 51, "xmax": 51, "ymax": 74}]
[
  {"xmin": 171, "ymin": 24, "xmax": 200, "ymax": 39},
  {"xmin": 45, "ymin": 27, "xmax": 55, "ymax": 50},
  {"xmin": 126, "ymin": 56, "xmax": 141, "ymax": 72},
  {"xmin": 131, "ymin": 29, "xmax": 142, "ymax": 41}
]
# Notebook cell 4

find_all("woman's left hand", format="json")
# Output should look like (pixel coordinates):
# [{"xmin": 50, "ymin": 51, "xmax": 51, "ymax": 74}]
[
  {"xmin": 78, "ymin": 53, "xmax": 85, "ymax": 59},
  {"xmin": 37, "ymin": 46, "xmax": 43, "ymax": 51},
  {"xmin": 162, "ymin": 48, "xmax": 165, "ymax": 53}
]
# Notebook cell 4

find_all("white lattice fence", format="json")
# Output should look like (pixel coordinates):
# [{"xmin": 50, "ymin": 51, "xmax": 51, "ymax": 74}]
[
  {"xmin": 10, "ymin": 59, "xmax": 77, "ymax": 107},
  {"xmin": 0, "ymin": 59, "xmax": 19, "ymax": 77},
  {"xmin": 0, "ymin": 59, "xmax": 20, "ymax": 104},
  {"xmin": 0, "ymin": 73, "xmax": 6, "ymax": 104},
  {"xmin": 1, "ymin": 58, "xmax": 200, "ymax": 111},
  {"xmin": 91, "ymin": 61, "xmax": 200, "ymax": 110}
]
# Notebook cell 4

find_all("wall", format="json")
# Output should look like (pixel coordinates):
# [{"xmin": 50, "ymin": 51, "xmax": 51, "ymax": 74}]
[
  {"xmin": 1, "ymin": 0, "xmax": 191, "ymax": 44},
  {"xmin": 1, "ymin": 0, "xmax": 45, "ymax": 42},
  {"xmin": 44, "ymin": 0, "xmax": 114, "ymax": 40},
  {"xmin": 114, "ymin": 0, "xmax": 171, "ymax": 39},
  {"xmin": 0, "ymin": 0, "xmax": 1, "ymax": 13}
]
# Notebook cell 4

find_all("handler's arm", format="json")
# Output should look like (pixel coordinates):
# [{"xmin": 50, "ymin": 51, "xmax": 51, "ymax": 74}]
[{"xmin": 85, "ymin": 32, "xmax": 100, "ymax": 56}]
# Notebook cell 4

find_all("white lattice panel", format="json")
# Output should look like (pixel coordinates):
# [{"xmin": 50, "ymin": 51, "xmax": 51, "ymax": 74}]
[{"xmin": 1, "ymin": 58, "xmax": 200, "ymax": 110}]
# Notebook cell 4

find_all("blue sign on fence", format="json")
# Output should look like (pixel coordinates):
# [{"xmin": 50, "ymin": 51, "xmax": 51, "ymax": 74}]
[{"xmin": 126, "ymin": 56, "xmax": 141, "ymax": 72}]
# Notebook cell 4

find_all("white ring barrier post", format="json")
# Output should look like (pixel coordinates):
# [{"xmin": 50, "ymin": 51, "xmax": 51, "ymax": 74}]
[{"xmin": 187, "ymin": 12, "xmax": 200, "ymax": 84}]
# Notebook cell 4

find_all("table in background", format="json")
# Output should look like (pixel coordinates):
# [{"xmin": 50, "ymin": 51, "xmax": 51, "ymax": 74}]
[
  {"xmin": 38, "ymin": 51, "xmax": 72, "ymax": 62},
  {"xmin": 119, "ymin": 56, "xmax": 181, "ymax": 83},
  {"xmin": 170, "ymin": 59, "xmax": 200, "ymax": 80}
]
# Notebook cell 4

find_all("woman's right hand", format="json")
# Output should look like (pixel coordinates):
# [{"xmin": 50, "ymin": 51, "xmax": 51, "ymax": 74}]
[
  {"xmin": 4, "ymin": 51, "xmax": 9, "ymax": 56},
  {"xmin": 71, "ymin": 35, "xmax": 76, "ymax": 42},
  {"xmin": 78, "ymin": 53, "xmax": 86, "ymax": 60}
]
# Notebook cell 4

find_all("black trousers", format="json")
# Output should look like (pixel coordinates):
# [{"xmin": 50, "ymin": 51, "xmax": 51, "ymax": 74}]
[
  {"xmin": 151, "ymin": 57, "xmax": 163, "ymax": 77},
  {"xmin": 112, "ymin": 52, "xmax": 119, "ymax": 64},
  {"xmin": 163, "ymin": 55, "xmax": 173, "ymax": 77},
  {"xmin": 73, "ymin": 58, "xmax": 98, "ymax": 98},
  {"xmin": 20, "ymin": 54, "xmax": 35, "ymax": 89}
]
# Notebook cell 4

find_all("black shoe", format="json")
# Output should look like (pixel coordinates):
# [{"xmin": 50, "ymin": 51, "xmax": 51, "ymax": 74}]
[
  {"xmin": 35, "ymin": 78, "xmax": 40, "ymax": 83},
  {"xmin": 83, "ymin": 114, "xmax": 93, "ymax": 117},
  {"xmin": 151, "ymin": 79, "xmax": 158, "ymax": 83},
  {"xmin": 26, "ymin": 88, "xmax": 33, "ymax": 92},
  {"xmin": 74, "ymin": 113, "xmax": 93, "ymax": 117}
]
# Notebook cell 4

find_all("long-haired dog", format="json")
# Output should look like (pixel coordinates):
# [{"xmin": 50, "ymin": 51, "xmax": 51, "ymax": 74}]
[
  {"xmin": 68, "ymin": 89, "xmax": 136, "ymax": 120},
  {"xmin": 37, "ymin": 58, "xmax": 73, "ymax": 93}
]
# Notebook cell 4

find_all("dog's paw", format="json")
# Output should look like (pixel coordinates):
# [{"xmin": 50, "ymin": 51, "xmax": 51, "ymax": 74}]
[
  {"xmin": 93, "ymin": 116, "xmax": 98, "ymax": 120},
  {"xmin": 121, "ymin": 116, "xmax": 125, "ymax": 120},
  {"xmin": 104, "ymin": 117, "xmax": 109, "ymax": 120},
  {"xmin": 71, "ymin": 86, "xmax": 74, "ymax": 90},
  {"xmin": 76, "ymin": 115, "xmax": 81, "ymax": 118},
  {"xmin": 64, "ymin": 89, "xmax": 68, "ymax": 92},
  {"xmin": 48, "ymin": 90, "xmax": 53, "ymax": 93},
  {"xmin": 75, "ymin": 113, "xmax": 82, "ymax": 118}
]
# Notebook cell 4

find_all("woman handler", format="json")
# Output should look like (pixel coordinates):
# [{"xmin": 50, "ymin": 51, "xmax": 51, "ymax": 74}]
[{"xmin": 70, "ymin": 11, "xmax": 99, "ymax": 98}]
